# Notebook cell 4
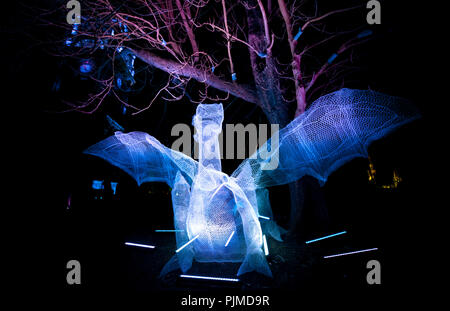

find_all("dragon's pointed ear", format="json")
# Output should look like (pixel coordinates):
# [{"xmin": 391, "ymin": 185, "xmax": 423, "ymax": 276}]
[
  {"xmin": 84, "ymin": 131, "xmax": 198, "ymax": 187},
  {"xmin": 232, "ymin": 88, "xmax": 420, "ymax": 189}
]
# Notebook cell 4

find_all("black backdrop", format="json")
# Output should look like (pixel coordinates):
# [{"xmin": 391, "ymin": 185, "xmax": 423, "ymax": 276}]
[{"xmin": 3, "ymin": 0, "xmax": 437, "ymax": 306}]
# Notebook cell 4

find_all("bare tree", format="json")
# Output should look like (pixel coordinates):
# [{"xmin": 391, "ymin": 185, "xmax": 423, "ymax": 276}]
[{"xmin": 39, "ymin": 0, "xmax": 375, "ymax": 234}]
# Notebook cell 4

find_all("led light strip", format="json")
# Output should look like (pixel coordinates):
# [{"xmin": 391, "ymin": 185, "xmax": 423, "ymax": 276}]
[
  {"xmin": 323, "ymin": 248, "xmax": 378, "ymax": 259},
  {"xmin": 263, "ymin": 235, "xmax": 269, "ymax": 256},
  {"xmin": 176, "ymin": 235, "xmax": 200, "ymax": 253},
  {"xmin": 305, "ymin": 231, "xmax": 347, "ymax": 244},
  {"xmin": 124, "ymin": 242, "xmax": 155, "ymax": 249},
  {"xmin": 180, "ymin": 274, "xmax": 239, "ymax": 282},
  {"xmin": 225, "ymin": 231, "xmax": 235, "ymax": 247}
]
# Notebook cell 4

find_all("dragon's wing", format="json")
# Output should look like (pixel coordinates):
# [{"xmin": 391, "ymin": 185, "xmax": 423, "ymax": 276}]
[
  {"xmin": 232, "ymin": 88, "xmax": 420, "ymax": 189},
  {"xmin": 84, "ymin": 131, "xmax": 198, "ymax": 187}
]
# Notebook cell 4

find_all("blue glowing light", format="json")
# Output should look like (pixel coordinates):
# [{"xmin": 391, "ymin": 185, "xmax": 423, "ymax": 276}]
[
  {"xmin": 180, "ymin": 275, "xmax": 239, "ymax": 282},
  {"xmin": 323, "ymin": 248, "xmax": 378, "ymax": 259},
  {"xmin": 161, "ymin": 39, "xmax": 167, "ymax": 46},
  {"xmin": 92, "ymin": 180, "xmax": 104, "ymax": 190},
  {"xmin": 79, "ymin": 39, "xmax": 95, "ymax": 48},
  {"xmin": 175, "ymin": 234, "xmax": 199, "ymax": 253},
  {"xmin": 225, "ymin": 231, "xmax": 235, "ymax": 247},
  {"xmin": 125, "ymin": 242, "xmax": 156, "ymax": 249},
  {"xmin": 211, "ymin": 66, "xmax": 215, "ymax": 73},
  {"xmin": 52, "ymin": 78, "xmax": 61, "ymax": 92},
  {"xmin": 129, "ymin": 54, "xmax": 136, "ymax": 77},
  {"xmin": 259, "ymin": 215, "xmax": 270, "ymax": 220},
  {"xmin": 328, "ymin": 53, "xmax": 338, "ymax": 64},
  {"xmin": 305, "ymin": 231, "xmax": 347, "ymax": 244},
  {"xmin": 357, "ymin": 29, "xmax": 373, "ymax": 39},
  {"xmin": 258, "ymin": 52, "xmax": 267, "ymax": 58},
  {"xmin": 106, "ymin": 115, "xmax": 124, "ymax": 132},
  {"xmin": 71, "ymin": 24, "xmax": 79, "ymax": 35},
  {"xmin": 231, "ymin": 73, "xmax": 237, "ymax": 81},
  {"xmin": 80, "ymin": 60, "xmax": 94, "ymax": 74},
  {"xmin": 293, "ymin": 28, "xmax": 303, "ymax": 41},
  {"xmin": 110, "ymin": 182, "xmax": 118, "ymax": 195},
  {"xmin": 65, "ymin": 39, "xmax": 72, "ymax": 46}
]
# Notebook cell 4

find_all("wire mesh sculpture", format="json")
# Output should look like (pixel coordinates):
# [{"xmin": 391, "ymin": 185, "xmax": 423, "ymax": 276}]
[{"xmin": 84, "ymin": 88, "xmax": 420, "ymax": 277}]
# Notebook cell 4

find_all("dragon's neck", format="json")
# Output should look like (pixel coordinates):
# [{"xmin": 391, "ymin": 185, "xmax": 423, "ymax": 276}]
[
  {"xmin": 193, "ymin": 104, "xmax": 224, "ymax": 172},
  {"xmin": 197, "ymin": 131, "xmax": 221, "ymax": 171}
]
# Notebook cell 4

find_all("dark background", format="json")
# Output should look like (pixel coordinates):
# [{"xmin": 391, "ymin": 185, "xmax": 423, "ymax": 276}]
[{"xmin": 3, "ymin": 0, "xmax": 437, "ymax": 305}]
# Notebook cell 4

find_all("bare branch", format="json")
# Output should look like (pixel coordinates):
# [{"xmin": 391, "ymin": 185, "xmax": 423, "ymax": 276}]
[
  {"xmin": 301, "ymin": 5, "xmax": 362, "ymax": 32},
  {"xmin": 131, "ymin": 48, "xmax": 259, "ymax": 104},
  {"xmin": 221, "ymin": 0, "xmax": 235, "ymax": 80},
  {"xmin": 306, "ymin": 37, "xmax": 370, "ymax": 93},
  {"xmin": 277, "ymin": 0, "xmax": 306, "ymax": 116},
  {"xmin": 175, "ymin": 0, "xmax": 200, "ymax": 61}
]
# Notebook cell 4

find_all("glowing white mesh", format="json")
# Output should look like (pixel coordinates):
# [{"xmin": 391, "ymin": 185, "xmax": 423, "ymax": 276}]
[{"xmin": 84, "ymin": 88, "xmax": 419, "ymax": 277}]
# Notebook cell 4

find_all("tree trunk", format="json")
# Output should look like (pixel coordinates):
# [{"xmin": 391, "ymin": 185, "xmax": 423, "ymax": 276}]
[
  {"xmin": 246, "ymin": 1, "xmax": 328, "ymax": 238},
  {"xmin": 246, "ymin": 1, "xmax": 289, "ymax": 126}
]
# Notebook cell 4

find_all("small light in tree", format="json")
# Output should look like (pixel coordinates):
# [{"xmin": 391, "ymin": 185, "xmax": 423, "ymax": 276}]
[
  {"xmin": 106, "ymin": 115, "xmax": 124, "ymax": 132},
  {"xmin": 80, "ymin": 59, "xmax": 94, "ymax": 74},
  {"xmin": 293, "ymin": 28, "xmax": 303, "ymax": 41},
  {"xmin": 357, "ymin": 29, "xmax": 373, "ymax": 39},
  {"xmin": 75, "ymin": 39, "xmax": 94, "ymax": 48},
  {"xmin": 328, "ymin": 53, "xmax": 338, "ymax": 64},
  {"xmin": 71, "ymin": 24, "xmax": 79, "ymax": 35},
  {"xmin": 257, "ymin": 52, "xmax": 267, "ymax": 58}
]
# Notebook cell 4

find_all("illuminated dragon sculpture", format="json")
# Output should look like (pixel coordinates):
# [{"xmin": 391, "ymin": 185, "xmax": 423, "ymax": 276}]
[{"xmin": 84, "ymin": 88, "xmax": 419, "ymax": 277}]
